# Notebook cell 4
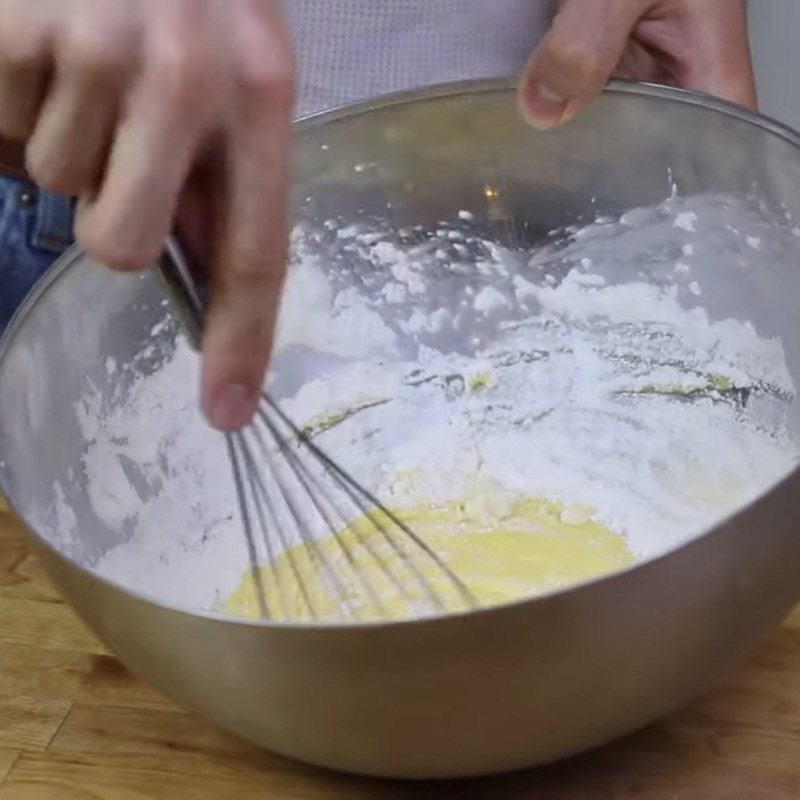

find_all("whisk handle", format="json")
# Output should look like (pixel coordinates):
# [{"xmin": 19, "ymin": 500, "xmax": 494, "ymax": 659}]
[{"xmin": 157, "ymin": 232, "xmax": 209, "ymax": 349}]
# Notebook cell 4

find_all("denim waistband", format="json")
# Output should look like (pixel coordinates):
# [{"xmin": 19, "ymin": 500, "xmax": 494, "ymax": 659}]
[
  {"xmin": 0, "ymin": 172, "xmax": 75, "ymax": 333},
  {"xmin": 33, "ymin": 189, "xmax": 75, "ymax": 254}
]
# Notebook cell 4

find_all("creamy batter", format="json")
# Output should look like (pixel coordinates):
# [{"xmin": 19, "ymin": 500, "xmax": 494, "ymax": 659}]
[
  {"xmin": 224, "ymin": 497, "xmax": 634, "ymax": 622},
  {"xmin": 62, "ymin": 193, "xmax": 800, "ymax": 617}
]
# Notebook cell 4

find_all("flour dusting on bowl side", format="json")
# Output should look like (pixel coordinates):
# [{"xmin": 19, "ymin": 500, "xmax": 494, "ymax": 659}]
[{"xmin": 43, "ymin": 193, "xmax": 800, "ymax": 614}]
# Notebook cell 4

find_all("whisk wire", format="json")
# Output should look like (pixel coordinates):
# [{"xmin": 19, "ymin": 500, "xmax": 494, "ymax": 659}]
[
  {"xmin": 263, "ymin": 395, "xmax": 477, "ymax": 612},
  {"xmin": 225, "ymin": 434, "xmax": 269, "ymax": 618},
  {"xmin": 235, "ymin": 429, "xmax": 321, "ymax": 620},
  {"xmin": 158, "ymin": 237, "xmax": 479, "ymax": 622},
  {"xmin": 238, "ymin": 436, "xmax": 292, "ymax": 618},
  {"xmin": 253, "ymin": 406, "xmax": 391, "ymax": 619},
  {"xmin": 245, "ymin": 412, "xmax": 360, "ymax": 620}
]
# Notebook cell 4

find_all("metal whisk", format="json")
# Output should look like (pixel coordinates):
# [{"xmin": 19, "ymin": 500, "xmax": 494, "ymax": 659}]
[{"xmin": 157, "ymin": 238, "xmax": 476, "ymax": 622}]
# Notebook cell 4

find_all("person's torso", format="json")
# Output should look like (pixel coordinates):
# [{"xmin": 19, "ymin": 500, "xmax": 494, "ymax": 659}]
[{"xmin": 286, "ymin": 0, "xmax": 556, "ymax": 116}]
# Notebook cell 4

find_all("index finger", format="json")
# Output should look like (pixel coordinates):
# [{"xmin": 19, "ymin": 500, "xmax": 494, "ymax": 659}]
[
  {"xmin": 675, "ymin": 0, "xmax": 757, "ymax": 109},
  {"xmin": 201, "ymin": 66, "xmax": 293, "ymax": 431}
]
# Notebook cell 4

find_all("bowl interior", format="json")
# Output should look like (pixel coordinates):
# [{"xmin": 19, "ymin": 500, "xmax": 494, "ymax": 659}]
[{"xmin": 2, "ymin": 82, "xmax": 800, "ymax": 617}]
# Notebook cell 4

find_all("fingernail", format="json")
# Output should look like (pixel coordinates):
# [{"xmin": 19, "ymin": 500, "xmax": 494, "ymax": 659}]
[
  {"xmin": 521, "ymin": 81, "xmax": 568, "ymax": 131},
  {"xmin": 207, "ymin": 382, "xmax": 257, "ymax": 431}
]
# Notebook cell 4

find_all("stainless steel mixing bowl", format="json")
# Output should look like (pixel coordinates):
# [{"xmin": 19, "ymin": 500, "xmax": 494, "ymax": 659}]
[{"xmin": 2, "ymin": 81, "xmax": 800, "ymax": 779}]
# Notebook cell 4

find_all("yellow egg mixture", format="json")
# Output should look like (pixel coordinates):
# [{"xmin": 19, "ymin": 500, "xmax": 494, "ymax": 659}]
[{"xmin": 224, "ymin": 497, "xmax": 634, "ymax": 622}]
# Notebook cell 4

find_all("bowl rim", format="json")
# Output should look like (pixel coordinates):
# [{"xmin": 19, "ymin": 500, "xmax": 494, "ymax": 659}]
[
  {"xmin": 2, "ymin": 78, "xmax": 799, "ymax": 632},
  {"xmin": 293, "ymin": 76, "xmax": 800, "ymax": 146}
]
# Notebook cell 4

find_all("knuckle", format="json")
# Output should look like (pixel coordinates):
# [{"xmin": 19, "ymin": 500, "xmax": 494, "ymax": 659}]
[
  {"xmin": 236, "ymin": 50, "xmax": 294, "ymax": 109},
  {"xmin": 25, "ymin": 147, "xmax": 67, "ymax": 193},
  {"xmin": 148, "ymin": 42, "xmax": 212, "ymax": 105},
  {"xmin": 0, "ymin": 112, "xmax": 33, "ymax": 141},
  {"xmin": 77, "ymin": 226, "xmax": 158, "ymax": 272},
  {"xmin": 27, "ymin": 169, "xmax": 74, "ymax": 195},
  {"xmin": 0, "ymin": 32, "xmax": 42, "ymax": 70},
  {"xmin": 61, "ymin": 32, "xmax": 127, "ymax": 79},
  {"xmin": 224, "ymin": 248, "xmax": 285, "ymax": 291},
  {"xmin": 0, "ymin": 3, "xmax": 45, "ymax": 68},
  {"xmin": 543, "ymin": 39, "xmax": 606, "ymax": 91},
  {"xmin": 90, "ymin": 242, "xmax": 155, "ymax": 272}
]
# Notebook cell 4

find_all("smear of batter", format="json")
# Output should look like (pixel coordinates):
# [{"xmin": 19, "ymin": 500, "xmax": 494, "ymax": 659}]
[{"xmin": 224, "ymin": 497, "xmax": 634, "ymax": 622}]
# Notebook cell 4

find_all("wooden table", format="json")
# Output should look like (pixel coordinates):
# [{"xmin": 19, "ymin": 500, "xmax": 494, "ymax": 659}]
[{"xmin": 1, "ymin": 497, "xmax": 799, "ymax": 799}]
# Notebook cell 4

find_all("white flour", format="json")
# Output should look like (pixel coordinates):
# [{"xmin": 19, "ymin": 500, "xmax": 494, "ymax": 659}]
[{"xmin": 52, "ymin": 193, "xmax": 800, "ymax": 613}]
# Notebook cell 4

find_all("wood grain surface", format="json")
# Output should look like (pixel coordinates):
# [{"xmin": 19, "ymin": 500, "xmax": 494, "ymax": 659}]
[{"xmin": 1, "ymin": 495, "xmax": 799, "ymax": 799}]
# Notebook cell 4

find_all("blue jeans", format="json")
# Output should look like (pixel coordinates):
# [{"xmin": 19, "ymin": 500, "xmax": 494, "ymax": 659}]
[{"xmin": 0, "ymin": 173, "xmax": 74, "ymax": 334}]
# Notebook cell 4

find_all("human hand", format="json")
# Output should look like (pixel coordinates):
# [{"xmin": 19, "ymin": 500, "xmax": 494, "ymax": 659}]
[
  {"xmin": 0, "ymin": 0, "xmax": 294, "ymax": 431},
  {"xmin": 519, "ymin": 0, "xmax": 756, "ymax": 129}
]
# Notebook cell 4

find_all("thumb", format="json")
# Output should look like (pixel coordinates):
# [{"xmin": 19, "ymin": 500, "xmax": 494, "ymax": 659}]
[{"xmin": 519, "ymin": 0, "xmax": 650, "ymax": 130}]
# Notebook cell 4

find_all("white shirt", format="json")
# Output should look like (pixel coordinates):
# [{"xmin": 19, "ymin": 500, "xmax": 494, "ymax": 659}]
[{"xmin": 286, "ymin": 0, "xmax": 557, "ymax": 116}]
